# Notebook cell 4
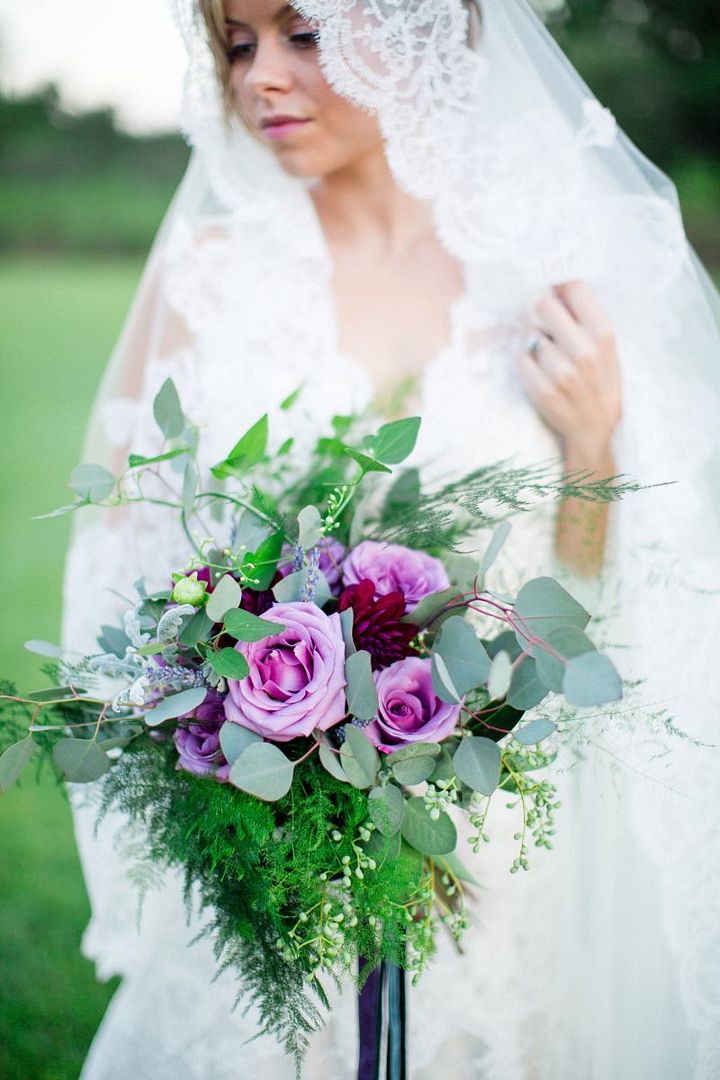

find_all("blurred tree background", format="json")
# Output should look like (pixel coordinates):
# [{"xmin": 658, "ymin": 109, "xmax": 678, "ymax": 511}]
[{"xmin": 0, "ymin": 2, "xmax": 718, "ymax": 1078}]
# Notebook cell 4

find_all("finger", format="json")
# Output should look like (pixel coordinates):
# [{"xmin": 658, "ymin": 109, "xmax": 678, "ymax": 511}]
[
  {"xmin": 534, "ymin": 337, "xmax": 575, "ymax": 389},
  {"xmin": 535, "ymin": 292, "xmax": 594, "ymax": 361},
  {"xmin": 554, "ymin": 280, "xmax": 614, "ymax": 341},
  {"xmin": 517, "ymin": 351, "xmax": 554, "ymax": 405}
]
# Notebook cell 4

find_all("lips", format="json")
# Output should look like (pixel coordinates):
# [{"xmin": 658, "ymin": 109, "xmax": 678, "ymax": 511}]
[{"xmin": 260, "ymin": 115, "xmax": 310, "ymax": 129}]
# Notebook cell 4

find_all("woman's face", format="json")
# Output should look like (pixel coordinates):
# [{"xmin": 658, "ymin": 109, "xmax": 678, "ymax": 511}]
[{"xmin": 224, "ymin": 0, "xmax": 384, "ymax": 178}]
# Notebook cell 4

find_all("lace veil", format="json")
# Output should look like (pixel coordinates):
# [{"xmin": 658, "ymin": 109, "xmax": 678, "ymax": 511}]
[{"xmin": 62, "ymin": 1, "xmax": 720, "ymax": 1075}]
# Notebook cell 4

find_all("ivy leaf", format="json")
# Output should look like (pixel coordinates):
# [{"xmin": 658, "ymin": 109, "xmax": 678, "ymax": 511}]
[
  {"xmin": 153, "ymin": 377, "xmax": 185, "ymax": 440},
  {"xmin": 400, "ymin": 797, "xmax": 457, "ymax": 856},
  {"xmin": 128, "ymin": 448, "xmax": 191, "ymax": 469},
  {"xmin": 513, "ymin": 719, "xmax": 557, "ymax": 745},
  {"xmin": 514, "ymin": 576, "xmax": 590, "ymax": 655},
  {"xmin": 0, "ymin": 738, "xmax": 36, "ymax": 794},
  {"xmin": 241, "ymin": 531, "xmax": 284, "ymax": 592},
  {"xmin": 365, "ymin": 417, "xmax": 421, "ymax": 465},
  {"xmin": 211, "ymin": 414, "xmax": 268, "ymax": 479},
  {"xmin": 340, "ymin": 725, "xmax": 380, "ymax": 789},
  {"xmin": 563, "ymin": 652, "xmax": 623, "ymax": 706},
  {"xmin": 53, "ymin": 739, "xmax": 112, "ymax": 783},
  {"xmin": 344, "ymin": 448, "xmax": 393, "ymax": 475},
  {"xmin": 69, "ymin": 464, "xmax": 115, "ymax": 502},
  {"xmin": 219, "ymin": 721, "xmax": 262, "ymax": 765},
  {"xmin": 452, "ymin": 736, "xmax": 502, "ymax": 795},
  {"xmin": 144, "ymin": 687, "xmax": 207, "ymax": 727},
  {"xmin": 368, "ymin": 784, "xmax": 406, "ymax": 837},
  {"xmin": 206, "ymin": 648, "xmax": 250, "ymax": 680},
  {"xmin": 345, "ymin": 650, "xmax": 378, "ymax": 722},
  {"xmin": 224, "ymin": 608, "xmax": 284, "ymax": 643},
  {"xmin": 205, "ymin": 574, "xmax": 243, "ymax": 623},
  {"xmin": 229, "ymin": 742, "xmax": 294, "ymax": 801}
]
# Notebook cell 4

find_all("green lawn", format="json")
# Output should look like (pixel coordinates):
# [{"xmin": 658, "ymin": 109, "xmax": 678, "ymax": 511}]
[{"xmin": 0, "ymin": 256, "xmax": 143, "ymax": 1080}]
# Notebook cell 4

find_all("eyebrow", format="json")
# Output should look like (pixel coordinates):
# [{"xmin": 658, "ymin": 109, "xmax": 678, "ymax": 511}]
[{"xmin": 225, "ymin": 4, "xmax": 294, "ymax": 27}]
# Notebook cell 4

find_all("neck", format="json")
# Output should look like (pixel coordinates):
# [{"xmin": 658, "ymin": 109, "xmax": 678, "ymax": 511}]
[{"xmin": 310, "ymin": 149, "xmax": 433, "ymax": 257}]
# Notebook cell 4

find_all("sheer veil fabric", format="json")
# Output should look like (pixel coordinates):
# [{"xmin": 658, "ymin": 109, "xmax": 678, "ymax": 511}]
[{"xmin": 61, "ymin": 1, "xmax": 720, "ymax": 1076}]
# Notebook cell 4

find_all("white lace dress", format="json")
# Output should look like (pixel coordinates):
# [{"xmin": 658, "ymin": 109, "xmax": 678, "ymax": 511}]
[{"xmin": 63, "ymin": 191, "xmax": 701, "ymax": 1079}]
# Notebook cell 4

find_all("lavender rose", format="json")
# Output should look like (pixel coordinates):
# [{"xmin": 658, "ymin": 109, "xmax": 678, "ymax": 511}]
[
  {"xmin": 279, "ymin": 536, "xmax": 347, "ymax": 593},
  {"xmin": 174, "ymin": 691, "xmax": 230, "ymax": 782},
  {"xmin": 224, "ymin": 602, "xmax": 347, "ymax": 741},
  {"xmin": 342, "ymin": 540, "xmax": 449, "ymax": 614},
  {"xmin": 365, "ymin": 657, "xmax": 461, "ymax": 753}
]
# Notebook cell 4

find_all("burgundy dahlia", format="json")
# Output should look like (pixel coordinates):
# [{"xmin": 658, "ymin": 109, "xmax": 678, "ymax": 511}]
[
  {"xmin": 239, "ymin": 571, "xmax": 284, "ymax": 617},
  {"xmin": 337, "ymin": 578, "xmax": 418, "ymax": 670}
]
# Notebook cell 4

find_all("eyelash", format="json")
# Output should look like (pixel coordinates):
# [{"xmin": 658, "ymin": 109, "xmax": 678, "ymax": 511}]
[{"xmin": 227, "ymin": 32, "xmax": 317, "ymax": 63}]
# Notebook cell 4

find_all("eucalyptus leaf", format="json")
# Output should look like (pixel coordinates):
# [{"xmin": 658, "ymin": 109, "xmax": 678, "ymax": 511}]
[
  {"xmin": 0, "ymin": 737, "xmax": 36, "ymax": 794},
  {"xmin": 514, "ymin": 576, "xmax": 590, "ymax": 655},
  {"xmin": 272, "ymin": 567, "xmax": 331, "ymax": 606},
  {"xmin": 340, "ymin": 725, "xmax": 380, "ymax": 789},
  {"xmin": 24, "ymin": 640, "xmax": 63, "ymax": 658},
  {"xmin": 33, "ymin": 501, "xmax": 84, "ymax": 521},
  {"xmin": 402, "ymin": 586, "xmax": 460, "ymax": 629},
  {"xmin": 368, "ymin": 784, "xmax": 406, "ymax": 837},
  {"xmin": 205, "ymin": 574, "xmax": 243, "ymax": 623},
  {"xmin": 144, "ymin": 687, "xmax": 207, "ymax": 727},
  {"xmin": 485, "ymin": 629, "xmax": 523, "ymax": 662},
  {"xmin": 400, "ymin": 797, "xmax": 457, "ymax": 856},
  {"xmin": 318, "ymin": 740, "xmax": 349, "ymax": 783},
  {"xmin": 487, "ymin": 649, "xmax": 513, "ymax": 701},
  {"xmin": 345, "ymin": 650, "xmax": 379, "ymax": 722},
  {"xmin": 535, "ymin": 625, "xmax": 596, "ymax": 693},
  {"xmin": 435, "ymin": 850, "xmax": 480, "ymax": 886},
  {"xmin": 53, "ymin": 738, "xmax": 112, "ymax": 783},
  {"xmin": 340, "ymin": 607, "xmax": 356, "ymax": 658},
  {"xmin": 391, "ymin": 755, "xmax": 437, "ymax": 785},
  {"xmin": 207, "ymin": 648, "xmax": 250, "ymax": 680},
  {"xmin": 219, "ymin": 721, "xmax": 262, "ymax": 765},
  {"xmin": 229, "ymin": 742, "xmax": 294, "ymax": 801},
  {"xmin": 232, "ymin": 510, "xmax": 271, "ymax": 557},
  {"xmin": 366, "ymin": 416, "xmax": 421, "ymax": 465},
  {"xmin": 153, "ymin": 377, "xmax": 185, "ymax": 440},
  {"xmin": 69, "ymin": 463, "xmax": 115, "ymax": 502},
  {"xmin": 431, "ymin": 617, "xmax": 491, "ymax": 702},
  {"xmin": 507, "ymin": 657, "xmax": 549, "ymax": 710},
  {"xmin": 224, "ymin": 608, "xmax": 284, "ymax": 643},
  {"xmin": 386, "ymin": 742, "xmax": 441, "ymax": 764},
  {"xmin": 431, "ymin": 653, "xmax": 463, "ymax": 705},
  {"xmin": 513, "ymin": 718, "xmax": 557, "ymax": 745},
  {"xmin": 477, "ymin": 521, "xmax": 512, "ymax": 583},
  {"xmin": 182, "ymin": 459, "xmax": 199, "ymax": 516},
  {"xmin": 563, "ymin": 652, "xmax": 623, "ymax": 706},
  {"xmin": 297, "ymin": 505, "xmax": 323, "ymax": 550},
  {"xmin": 453, "ymin": 736, "xmax": 502, "ymax": 795}
]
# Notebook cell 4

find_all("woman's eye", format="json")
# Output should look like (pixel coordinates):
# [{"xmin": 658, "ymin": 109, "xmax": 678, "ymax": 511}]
[
  {"xmin": 289, "ymin": 31, "xmax": 317, "ymax": 49},
  {"xmin": 227, "ymin": 42, "xmax": 255, "ymax": 63}
]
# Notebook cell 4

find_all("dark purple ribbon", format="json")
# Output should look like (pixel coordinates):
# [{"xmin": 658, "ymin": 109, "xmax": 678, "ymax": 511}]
[{"xmin": 357, "ymin": 961, "xmax": 406, "ymax": 1080}]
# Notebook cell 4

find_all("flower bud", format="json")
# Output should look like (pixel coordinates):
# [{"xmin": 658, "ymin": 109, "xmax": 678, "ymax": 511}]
[{"xmin": 172, "ymin": 572, "xmax": 208, "ymax": 607}]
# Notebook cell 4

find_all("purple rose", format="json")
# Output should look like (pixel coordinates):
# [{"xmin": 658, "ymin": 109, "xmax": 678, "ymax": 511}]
[
  {"xmin": 365, "ymin": 657, "xmax": 461, "ymax": 753},
  {"xmin": 173, "ymin": 691, "xmax": 230, "ymax": 782},
  {"xmin": 342, "ymin": 540, "xmax": 450, "ymax": 613},
  {"xmin": 224, "ymin": 602, "xmax": 347, "ymax": 741},
  {"xmin": 279, "ymin": 537, "xmax": 347, "ymax": 594}
]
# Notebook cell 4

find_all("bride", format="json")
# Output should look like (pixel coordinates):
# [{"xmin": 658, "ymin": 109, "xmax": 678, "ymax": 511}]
[{"xmin": 62, "ymin": 1, "xmax": 720, "ymax": 1077}]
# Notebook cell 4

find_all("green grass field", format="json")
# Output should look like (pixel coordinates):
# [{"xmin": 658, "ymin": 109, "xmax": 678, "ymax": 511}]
[{"xmin": 0, "ymin": 256, "xmax": 143, "ymax": 1080}]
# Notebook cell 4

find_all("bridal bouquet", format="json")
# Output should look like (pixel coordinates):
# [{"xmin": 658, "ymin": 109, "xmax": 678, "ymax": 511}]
[{"xmin": 0, "ymin": 380, "xmax": 632, "ymax": 1065}]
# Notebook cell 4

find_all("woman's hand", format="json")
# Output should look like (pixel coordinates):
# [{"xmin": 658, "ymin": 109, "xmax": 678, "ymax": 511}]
[
  {"xmin": 518, "ymin": 280, "xmax": 623, "ymax": 576},
  {"xmin": 518, "ymin": 280, "xmax": 621, "ymax": 468}
]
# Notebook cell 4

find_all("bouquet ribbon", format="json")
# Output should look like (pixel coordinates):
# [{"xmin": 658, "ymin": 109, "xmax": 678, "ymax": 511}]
[{"xmin": 357, "ymin": 960, "xmax": 407, "ymax": 1080}]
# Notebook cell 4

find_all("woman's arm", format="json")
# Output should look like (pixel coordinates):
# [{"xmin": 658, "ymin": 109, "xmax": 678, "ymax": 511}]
[{"xmin": 517, "ymin": 280, "xmax": 622, "ymax": 577}]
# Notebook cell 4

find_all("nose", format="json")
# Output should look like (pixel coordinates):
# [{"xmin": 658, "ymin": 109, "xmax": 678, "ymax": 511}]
[{"xmin": 244, "ymin": 36, "xmax": 293, "ymax": 97}]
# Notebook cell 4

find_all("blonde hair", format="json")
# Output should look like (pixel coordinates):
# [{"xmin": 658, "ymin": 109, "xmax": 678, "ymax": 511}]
[{"xmin": 199, "ymin": 0, "xmax": 483, "ymax": 117}]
